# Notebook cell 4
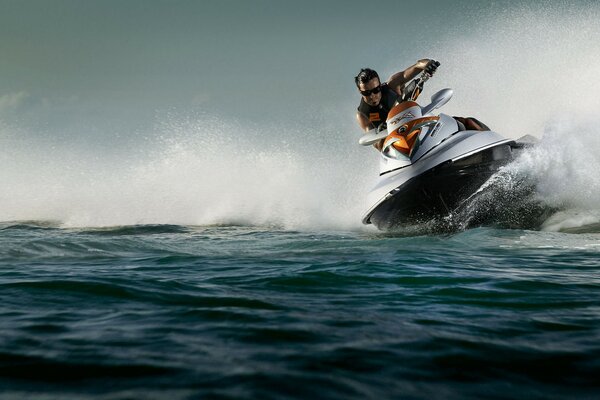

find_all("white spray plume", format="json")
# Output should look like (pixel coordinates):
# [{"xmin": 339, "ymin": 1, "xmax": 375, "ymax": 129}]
[
  {"xmin": 419, "ymin": 4, "xmax": 600, "ymax": 139},
  {"xmin": 0, "ymin": 116, "xmax": 371, "ymax": 230}
]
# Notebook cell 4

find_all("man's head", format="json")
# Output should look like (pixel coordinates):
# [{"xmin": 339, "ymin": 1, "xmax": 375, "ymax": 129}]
[{"xmin": 355, "ymin": 68, "xmax": 382, "ymax": 107}]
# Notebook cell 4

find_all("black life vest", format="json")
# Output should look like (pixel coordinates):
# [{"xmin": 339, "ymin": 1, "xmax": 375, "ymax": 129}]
[{"xmin": 357, "ymin": 84, "xmax": 399, "ymax": 128}]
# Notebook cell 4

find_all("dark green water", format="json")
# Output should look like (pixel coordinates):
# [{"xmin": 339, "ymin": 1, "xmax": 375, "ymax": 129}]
[{"xmin": 1, "ymin": 222, "xmax": 599, "ymax": 399}]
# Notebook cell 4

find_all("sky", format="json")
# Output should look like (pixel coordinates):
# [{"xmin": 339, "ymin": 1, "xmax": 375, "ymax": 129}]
[
  {"xmin": 0, "ymin": 1, "xmax": 505, "ymax": 133},
  {"xmin": 1, "ymin": 0, "xmax": 599, "ymax": 140}
]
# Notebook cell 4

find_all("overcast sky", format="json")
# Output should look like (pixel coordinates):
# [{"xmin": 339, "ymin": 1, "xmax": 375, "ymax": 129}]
[{"xmin": 1, "ymin": 0, "xmax": 598, "ymax": 140}]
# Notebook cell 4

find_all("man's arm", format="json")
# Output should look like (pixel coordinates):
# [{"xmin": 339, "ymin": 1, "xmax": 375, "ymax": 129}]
[
  {"xmin": 386, "ymin": 59, "xmax": 431, "ymax": 95},
  {"xmin": 356, "ymin": 112, "xmax": 384, "ymax": 150},
  {"xmin": 356, "ymin": 111, "xmax": 373, "ymax": 132}
]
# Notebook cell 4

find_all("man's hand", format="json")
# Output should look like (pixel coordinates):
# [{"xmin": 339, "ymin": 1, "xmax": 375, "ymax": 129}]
[{"xmin": 425, "ymin": 60, "xmax": 440, "ymax": 76}]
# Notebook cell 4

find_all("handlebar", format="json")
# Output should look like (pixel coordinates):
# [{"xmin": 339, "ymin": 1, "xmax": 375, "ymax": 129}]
[{"xmin": 402, "ymin": 60, "xmax": 439, "ymax": 102}]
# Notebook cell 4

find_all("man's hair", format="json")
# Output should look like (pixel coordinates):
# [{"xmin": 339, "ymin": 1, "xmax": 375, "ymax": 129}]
[{"xmin": 354, "ymin": 68, "xmax": 380, "ymax": 87}]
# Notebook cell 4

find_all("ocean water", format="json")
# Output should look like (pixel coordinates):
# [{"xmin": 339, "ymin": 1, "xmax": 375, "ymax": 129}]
[{"xmin": 1, "ymin": 222, "xmax": 599, "ymax": 399}]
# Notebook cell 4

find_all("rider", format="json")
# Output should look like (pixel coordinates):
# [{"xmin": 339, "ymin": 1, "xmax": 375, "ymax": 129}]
[
  {"xmin": 355, "ymin": 60, "xmax": 438, "ymax": 149},
  {"xmin": 355, "ymin": 60, "xmax": 488, "ymax": 150}
]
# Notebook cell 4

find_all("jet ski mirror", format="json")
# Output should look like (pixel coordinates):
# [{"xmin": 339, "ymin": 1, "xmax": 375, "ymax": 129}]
[
  {"xmin": 359, "ymin": 128, "xmax": 389, "ymax": 146},
  {"xmin": 421, "ymin": 89, "xmax": 453, "ymax": 115}
]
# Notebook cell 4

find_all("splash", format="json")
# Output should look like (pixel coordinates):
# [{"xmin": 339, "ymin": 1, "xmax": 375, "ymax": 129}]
[
  {"xmin": 516, "ymin": 118, "xmax": 600, "ymax": 232},
  {"xmin": 0, "ymin": 116, "xmax": 371, "ymax": 230},
  {"xmin": 446, "ymin": 117, "xmax": 600, "ymax": 232},
  {"xmin": 421, "ymin": 3, "xmax": 600, "ymax": 140}
]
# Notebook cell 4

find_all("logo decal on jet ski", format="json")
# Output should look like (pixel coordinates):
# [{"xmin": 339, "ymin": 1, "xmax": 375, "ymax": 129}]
[{"xmin": 389, "ymin": 112, "xmax": 415, "ymax": 125}]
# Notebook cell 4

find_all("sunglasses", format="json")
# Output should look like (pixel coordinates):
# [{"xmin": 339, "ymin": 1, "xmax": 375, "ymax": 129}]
[{"xmin": 360, "ymin": 85, "xmax": 381, "ymax": 97}]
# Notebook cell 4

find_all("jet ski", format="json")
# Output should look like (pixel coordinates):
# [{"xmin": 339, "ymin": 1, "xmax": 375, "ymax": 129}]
[{"xmin": 360, "ymin": 72, "xmax": 531, "ymax": 230}]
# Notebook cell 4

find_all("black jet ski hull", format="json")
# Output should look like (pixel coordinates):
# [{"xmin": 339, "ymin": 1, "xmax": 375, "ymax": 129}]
[{"xmin": 367, "ymin": 144, "xmax": 514, "ymax": 230}]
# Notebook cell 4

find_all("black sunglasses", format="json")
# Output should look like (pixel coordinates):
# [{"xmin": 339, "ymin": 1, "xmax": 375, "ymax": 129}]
[{"xmin": 360, "ymin": 85, "xmax": 381, "ymax": 97}]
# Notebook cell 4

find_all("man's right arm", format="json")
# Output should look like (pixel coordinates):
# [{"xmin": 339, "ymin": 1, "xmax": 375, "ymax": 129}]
[
  {"xmin": 356, "ymin": 112, "xmax": 383, "ymax": 150},
  {"xmin": 356, "ymin": 112, "xmax": 373, "ymax": 132}
]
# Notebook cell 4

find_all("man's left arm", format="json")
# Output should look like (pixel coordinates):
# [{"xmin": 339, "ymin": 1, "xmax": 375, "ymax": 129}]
[{"xmin": 386, "ymin": 59, "xmax": 431, "ymax": 95}]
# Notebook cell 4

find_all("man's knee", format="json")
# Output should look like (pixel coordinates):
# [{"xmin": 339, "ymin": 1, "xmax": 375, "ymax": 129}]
[{"xmin": 454, "ymin": 116, "xmax": 490, "ymax": 131}]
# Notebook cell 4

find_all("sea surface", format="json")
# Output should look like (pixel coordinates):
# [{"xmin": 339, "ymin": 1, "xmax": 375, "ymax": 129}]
[
  {"xmin": 2, "ymin": 2, "xmax": 600, "ymax": 398},
  {"xmin": 1, "ymin": 221, "xmax": 599, "ymax": 399}
]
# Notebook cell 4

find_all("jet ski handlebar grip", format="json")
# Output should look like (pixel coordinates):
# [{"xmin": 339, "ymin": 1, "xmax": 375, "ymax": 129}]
[{"xmin": 424, "ymin": 60, "xmax": 440, "ymax": 75}]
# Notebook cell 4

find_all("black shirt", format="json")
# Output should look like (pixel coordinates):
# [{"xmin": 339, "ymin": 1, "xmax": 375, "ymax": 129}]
[{"xmin": 357, "ymin": 84, "xmax": 399, "ymax": 129}]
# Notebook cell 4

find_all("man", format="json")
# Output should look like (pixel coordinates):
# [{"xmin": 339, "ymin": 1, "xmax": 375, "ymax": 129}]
[
  {"xmin": 355, "ymin": 59, "xmax": 437, "ymax": 133},
  {"xmin": 355, "ymin": 61, "xmax": 490, "ymax": 150}
]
